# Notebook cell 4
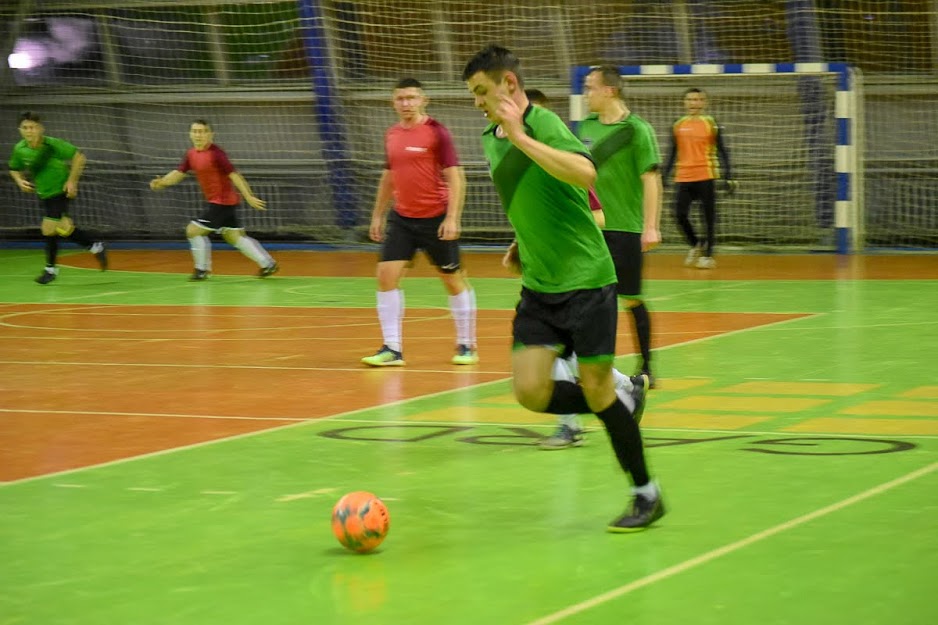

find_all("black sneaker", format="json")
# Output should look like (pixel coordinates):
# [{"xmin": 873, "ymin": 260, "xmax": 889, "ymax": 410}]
[
  {"xmin": 90, "ymin": 242, "xmax": 108, "ymax": 270},
  {"xmin": 258, "ymin": 262, "xmax": 279, "ymax": 278},
  {"xmin": 640, "ymin": 369, "xmax": 656, "ymax": 390},
  {"xmin": 607, "ymin": 493, "xmax": 666, "ymax": 533},
  {"xmin": 35, "ymin": 269, "xmax": 57, "ymax": 285},
  {"xmin": 190, "ymin": 269, "xmax": 209, "ymax": 281}
]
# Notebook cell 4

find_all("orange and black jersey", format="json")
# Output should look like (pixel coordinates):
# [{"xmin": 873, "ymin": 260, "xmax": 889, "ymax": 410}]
[{"xmin": 662, "ymin": 115, "xmax": 732, "ymax": 183}]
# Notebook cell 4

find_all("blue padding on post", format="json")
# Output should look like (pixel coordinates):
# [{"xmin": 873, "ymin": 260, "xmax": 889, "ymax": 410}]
[
  {"xmin": 836, "ymin": 227, "xmax": 849, "ymax": 254},
  {"xmin": 836, "ymin": 118, "xmax": 850, "ymax": 146},
  {"xmin": 836, "ymin": 172, "xmax": 851, "ymax": 201}
]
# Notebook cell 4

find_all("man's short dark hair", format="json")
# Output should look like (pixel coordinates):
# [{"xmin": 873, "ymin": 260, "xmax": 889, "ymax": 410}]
[
  {"xmin": 18, "ymin": 111, "xmax": 41, "ymax": 125},
  {"xmin": 461, "ymin": 44, "xmax": 524, "ymax": 87},
  {"xmin": 394, "ymin": 77, "xmax": 423, "ymax": 90},
  {"xmin": 192, "ymin": 119, "xmax": 212, "ymax": 129},
  {"xmin": 525, "ymin": 89, "xmax": 548, "ymax": 106},
  {"xmin": 684, "ymin": 87, "xmax": 705, "ymax": 96}
]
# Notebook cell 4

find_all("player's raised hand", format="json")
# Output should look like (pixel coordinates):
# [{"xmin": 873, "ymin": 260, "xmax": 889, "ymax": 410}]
[
  {"xmin": 149, "ymin": 176, "xmax": 164, "ymax": 191},
  {"xmin": 723, "ymin": 179, "xmax": 739, "ymax": 195},
  {"xmin": 496, "ymin": 95, "xmax": 524, "ymax": 138}
]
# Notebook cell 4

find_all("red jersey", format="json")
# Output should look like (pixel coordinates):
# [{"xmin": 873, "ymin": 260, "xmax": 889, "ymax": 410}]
[
  {"xmin": 178, "ymin": 143, "xmax": 239, "ymax": 205},
  {"xmin": 384, "ymin": 117, "xmax": 459, "ymax": 218}
]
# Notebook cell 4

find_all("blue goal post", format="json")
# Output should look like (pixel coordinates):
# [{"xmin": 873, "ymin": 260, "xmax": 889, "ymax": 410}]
[{"xmin": 570, "ymin": 63, "xmax": 862, "ymax": 254}]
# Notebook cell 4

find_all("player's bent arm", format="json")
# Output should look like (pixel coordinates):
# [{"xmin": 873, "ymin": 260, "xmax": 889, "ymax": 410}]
[
  {"xmin": 442, "ymin": 165, "xmax": 467, "ymax": 223},
  {"xmin": 66, "ymin": 151, "xmax": 86, "ymax": 187},
  {"xmin": 229, "ymin": 172, "xmax": 266, "ymax": 209},
  {"xmin": 9, "ymin": 169, "xmax": 34, "ymax": 192},
  {"xmin": 715, "ymin": 128, "xmax": 733, "ymax": 182},
  {"xmin": 507, "ymin": 132, "xmax": 596, "ymax": 189},
  {"xmin": 371, "ymin": 170, "xmax": 394, "ymax": 220},
  {"xmin": 641, "ymin": 169, "xmax": 663, "ymax": 244},
  {"xmin": 150, "ymin": 170, "xmax": 187, "ymax": 190}
]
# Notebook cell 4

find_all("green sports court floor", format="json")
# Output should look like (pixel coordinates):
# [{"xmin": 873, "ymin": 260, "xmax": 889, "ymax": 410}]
[{"xmin": 0, "ymin": 248, "xmax": 936, "ymax": 625}]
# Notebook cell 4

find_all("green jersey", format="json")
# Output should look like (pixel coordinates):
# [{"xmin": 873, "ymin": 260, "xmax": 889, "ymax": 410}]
[
  {"xmin": 481, "ymin": 105, "xmax": 616, "ymax": 293},
  {"xmin": 8, "ymin": 136, "xmax": 79, "ymax": 199},
  {"xmin": 578, "ymin": 113, "xmax": 660, "ymax": 233}
]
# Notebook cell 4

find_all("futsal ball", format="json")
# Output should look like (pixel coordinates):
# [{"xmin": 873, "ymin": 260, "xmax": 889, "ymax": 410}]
[{"xmin": 331, "ymin": 491, "xmax": 390, "ymax": 553}]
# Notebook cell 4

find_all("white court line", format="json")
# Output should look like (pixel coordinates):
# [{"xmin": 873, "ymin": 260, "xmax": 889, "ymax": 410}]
[
  {"xmin": 0, "ymin": 312, "xmax": 818, "ymax": 374},
  {"xmin": 0, "ymin": 360, "xmax": 513, "ymax": 375},
  {"xmin": 0, "ymin": 380, "xmax": 510, "ymax": 488},
  {"xmin": 523, "ymin": 461, "xmax": 938, "ymax": 625},
  {"xmin": 0, "ymin": 313, "xmax": 824, "ymax": 487},
  {"xmin": 0, "ymin": 408, "xmax": 310, "ymax": 422}
]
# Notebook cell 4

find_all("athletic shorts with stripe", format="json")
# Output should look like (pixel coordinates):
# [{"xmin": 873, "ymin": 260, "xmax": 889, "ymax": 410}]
[
  {"xmin": 40, "ymin": 194, "xmax": 71, "ymax": 220},
  {"xmin": 192, "ymin": 203, "xmax": 241, "ymax": 232},
  {"xmin": 512, "ymin": 284, "xmax": 618, "ymax": 362},
  {"xmin": 381, "ymin": 211, "xmax": 461, "ymax": 273}
]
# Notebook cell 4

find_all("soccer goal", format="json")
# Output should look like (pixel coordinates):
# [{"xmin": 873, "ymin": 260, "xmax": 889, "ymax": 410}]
[{"xmin": 570, "ymin": 63, "xmax": 862, "ymax": 254}]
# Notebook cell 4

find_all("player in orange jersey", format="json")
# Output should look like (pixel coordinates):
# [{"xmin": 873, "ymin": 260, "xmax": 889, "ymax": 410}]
[{"xmin": 662, "ymin": 88, "xmax": 736, "ymax": 269}]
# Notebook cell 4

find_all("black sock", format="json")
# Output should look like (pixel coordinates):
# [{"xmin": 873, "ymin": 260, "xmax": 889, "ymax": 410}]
[
  {"xmin": 44, "ymin": 236, "xmax": 58, "ymax": 267},
  {"xmin": 595, "ymin": 398, "xmax": 650, "ymax": 486},
  {"xmin": 544, "ymin": 380, "xmax": 591, "ymax": 415},
  {"xmin": 630, "ymin": 302, "xmax": 652, "ymax": 372},
  {"xmin": 66, "ymin": 228, "xmax": 94, "ymax": 248}
]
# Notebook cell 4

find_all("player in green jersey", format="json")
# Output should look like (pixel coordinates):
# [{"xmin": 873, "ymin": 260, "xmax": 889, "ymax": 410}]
[
  {"xmin": 463, "ymin": 46, "xmax": 664, "ymax": 531},
  {"xmin": 8, "ymin": 112, "xmax": 107, "ymax": 284},
  {"xmin": 578, "ymin": 66, "xmax": 662, "ymax": 388}
]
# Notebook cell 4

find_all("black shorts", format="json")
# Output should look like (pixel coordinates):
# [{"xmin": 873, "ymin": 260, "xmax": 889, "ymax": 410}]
[
  {"xmin": 192, "ymin": 203, "xmax": 241, "ymax": 232},
  {"xmin": 603, "ymin": 230, "xmax": 643, "ymax": 298},
  {"xmin": 40, "ymin": 194, "xmax": 71, "ymax": 220},
  {"xmin": 513, "ymin": 285, "xmax": 618, "ymax": 362},
  {"xmin": 381, "ymin": 211, "xmax": 461, "ymax": 272},
  {"xmin": 675, "ymin": 180, "xmax": 715, "ymax": 207}
]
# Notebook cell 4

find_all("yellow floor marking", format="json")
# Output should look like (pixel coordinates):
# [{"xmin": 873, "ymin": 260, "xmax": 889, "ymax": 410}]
[
  {"xmin": 719, "ymin": 381, "xmax": 878, "ymax": 396},
  {"xmin": 478, "ymin": 393, "xmax": 521, "ymax": 405},
  {"xmin": 840, "ymin": 400, "xmax": 938, "ymax": 418},
  {"xmin": 643, "ymin": 412, "xmax": 770, "ymax": 430},
  {"xmin": 900, "ymin": 386, "xmax": 938, "ymax": 399},
  {"xmin": 658, "ymin": 396, "xmax": 830, "ymax": 413},
  {"xmin": 784, "ymin": 417, "xmax": 938, "ymax": 436},
  {"xmin": 652, "ymin": 378, "xmax": 713, "ymax": 391}
]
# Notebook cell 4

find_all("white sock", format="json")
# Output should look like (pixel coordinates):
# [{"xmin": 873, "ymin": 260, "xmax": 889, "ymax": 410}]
[
  {"xmin": 449, "ymin": 288, "xmax": 477, "ymax": 347},
  {"xmin": 612, "ymin": 367, "xmax": 633, "ymax": 391},
  {"xmin": 189, "ymin": 235, "xmax": 211, "ymax": 271},
  {"xmin": 552, "ymin": 357, "xmax": 581, "ymax": 429},
  {"xmin": 377, "ymin": 289, "xmax": 403, "ymax": 352},
  {"xmin": 633, "ymin": 481, "xmax": 659, "ymax": 500},
  {"xmin": 232, "ymin": 235, "xmax": 273, "ymax": 267},
  {"xmin": 615, "ymin": 386, "xmax": 636, "ymax": 413},
  {"xmin": 563, "ymin": 353, "xmax": 579, "ymax": 379}
]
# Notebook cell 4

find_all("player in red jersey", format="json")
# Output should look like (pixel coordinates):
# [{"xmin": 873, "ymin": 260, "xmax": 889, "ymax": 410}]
[
  {"xmin": 149, "ymin": 120, "xmax": 278, "ymax": 281},
  {"xmin": 361, "ymin": 78, "xmax": 477, "ymax": 367}
]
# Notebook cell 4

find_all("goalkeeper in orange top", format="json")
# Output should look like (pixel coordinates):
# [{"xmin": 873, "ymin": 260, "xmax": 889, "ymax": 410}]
[{"xmin": 662, "ymin": 88, "xmax": 736, "ymax": 269}]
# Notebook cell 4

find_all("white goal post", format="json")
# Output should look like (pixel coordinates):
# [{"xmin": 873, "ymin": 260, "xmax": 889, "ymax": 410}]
[{"xmin": 570, "ymin": 63, "xmax": 862, "ymax": 254}]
